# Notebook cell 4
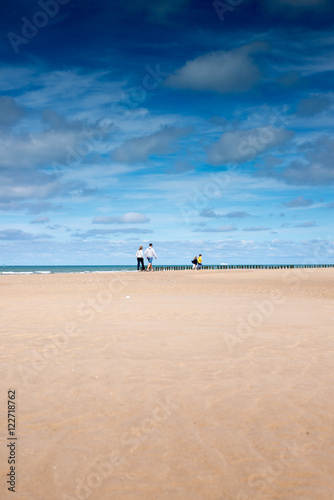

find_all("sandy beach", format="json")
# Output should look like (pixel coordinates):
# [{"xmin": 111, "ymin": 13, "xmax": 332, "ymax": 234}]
[{"xmin": 1, "ymin": 268, "xmax": 334, "ymax": 500}]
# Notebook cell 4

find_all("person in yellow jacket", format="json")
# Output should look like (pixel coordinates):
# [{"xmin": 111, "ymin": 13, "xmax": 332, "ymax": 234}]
[{"xmin": 197, "ymin": 254, "xmax": 202, "ymax": 269}]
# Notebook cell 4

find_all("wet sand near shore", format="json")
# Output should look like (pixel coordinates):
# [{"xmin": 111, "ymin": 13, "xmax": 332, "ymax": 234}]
[{"xmin": 0, "ymin": 268, "xmax": 333, "ymax": 499}]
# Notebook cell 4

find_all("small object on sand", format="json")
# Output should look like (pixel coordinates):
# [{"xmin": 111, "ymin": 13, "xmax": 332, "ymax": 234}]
[{"xmin": 125, "ymin": 295, "xmax": 130, "ymax": 298}]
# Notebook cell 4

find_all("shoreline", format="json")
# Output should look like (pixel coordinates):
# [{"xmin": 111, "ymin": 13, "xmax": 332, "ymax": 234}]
[{"xmin": 1, "ymin": 262, "xmax": 333, "ymax": 276}]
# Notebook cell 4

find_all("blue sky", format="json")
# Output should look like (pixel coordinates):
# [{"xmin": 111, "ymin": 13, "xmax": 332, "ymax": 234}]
[{"xmin": 0, "ymin": 0, "xmax": 333, "ymax": 265}]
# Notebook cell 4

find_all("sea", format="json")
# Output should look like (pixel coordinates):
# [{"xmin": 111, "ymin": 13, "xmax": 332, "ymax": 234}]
[
  {"xmin": 0, "ymin": 263, "xmax": 332, "ymax": 275},
  {"xmin": 0, "ymin": 265, "xmax": 138, "ymax": 275}
]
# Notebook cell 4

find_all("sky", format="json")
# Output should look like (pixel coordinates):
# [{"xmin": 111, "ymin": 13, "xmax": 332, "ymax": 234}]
[{"xmin": 0, "ymin": 0, "xmax": 333, "ymax": 265}]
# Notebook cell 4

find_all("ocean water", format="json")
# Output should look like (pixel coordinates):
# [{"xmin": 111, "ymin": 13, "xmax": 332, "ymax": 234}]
[
  {"xmin": 0, "ymin": 265, "xmax": 138, "ymax": 275},
  {"xmin": 1, "ymin": 263, "xmax": 332, "ymax": 275}
]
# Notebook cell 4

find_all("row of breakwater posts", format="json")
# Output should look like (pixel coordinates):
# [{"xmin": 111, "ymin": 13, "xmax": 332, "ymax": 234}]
[{"xmin": 154, "ymin": 264, "xmax": 334, "ymax": 271}]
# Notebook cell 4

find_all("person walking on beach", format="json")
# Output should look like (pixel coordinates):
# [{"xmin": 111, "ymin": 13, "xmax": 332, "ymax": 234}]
[
  {"xmin": 136, "ymin": 246, "xmax": 145, "ymax": 271},
  {"xmin": 197, "ymin": 254, "xmax": 202, "ymax": 269},
  {"xmin": 191, "ymin": 257, "xmax": 198, "ymax": 270},
  {"xmin": 144, "ymin": 243, "xmax": 157, "ymax": 271}
]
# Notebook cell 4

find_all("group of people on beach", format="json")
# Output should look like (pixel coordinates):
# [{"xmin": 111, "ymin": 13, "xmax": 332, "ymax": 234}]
[
  {"xmin": 136, "ymin": 244, "xmax": 203, "ymax": 271},
  {"xmin": 136, "ymin": 244, "xmax": 157, "ymax": 272},
  {"xmin": 191, "ymin": 255, "xmax": 202, "ymax": 270}
]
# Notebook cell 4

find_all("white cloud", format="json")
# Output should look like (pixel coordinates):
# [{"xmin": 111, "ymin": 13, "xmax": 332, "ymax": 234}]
[
  {"xmin": 0, "ymin": 229, "xmax": 52, "ymax": 240},
  {"xmin": 0, "ymin": 167, "xmax": 93, "ymax": 204},
  {"xmin": 296, "ymin": 95, "xmax": 331, "ymax": 116},
  {"xmin": 166, "ymin": 160, "xmax": 194, "ymax": 174},
  {"xmin": 0, "ymin": 67, "xmax": 35, "ymax": 92},
  {"xmin": 112, "ymin": 126, "xmax": 191, "ymax": 163},
  {"xmin": 30, "ymin": 217, "xmax": 50, "ymax": 224},
  {"xmin": 0, "ymin": 97, "xmax": 25, "ymax": 127},
  {"xmin": 1, "ymin": 237, "xmax": 333, "ymax": 265},
  {"xmin": 284, "ymin": 196, "xmax": 313, "ymax": 207},
  {"xmin": 0, "ymin": 176, "xmax": 62, "ymax": 201},
  {"xmin": 165, "ymin": 42, "xmax": 269, "ymax": 93},
  {"xmin": 0, "ymin": 201, "xmax": 63, "ymax": 214},
  {"xmin": 280, "ymin": 136, "xmax": 334, "ymax": 185},
  {"xmin": 208, "ymin": 127, "xmax": 293, "ymax": 165},
  {"xmin": 18, "ymin": 68, "xmax": 124, "ymax": 115},
  {"xmin": 294, "ymin": 221, "xmax": 317, "ymax": 227},
  {"xmin": 200, "ymin": 225, "xmax": 238, "ymax": 232},
  {"xmin": 93, "ymin": 212, "xmax": 150, "ymax": 224},
  {"xmin": 73, "ymin": 228, "xmax": 153, "ymax": 238},
  {"xmin": 200, "ymin": 209, "xmax": 250, "ymax": 218},
  {"xmin": 200, "ymin": 209, "xmax": 223, "ymax": 218},
  {"xmin": 0, "ymin": 127, "xmax": 101, "ymax": 169},
  {"xmin": 225, "ymin": 211, "xmax": 251, "ymax": 218},
  {"xmin": 242, "ymin": 226, "xmax": 271, "ymax": 231}
]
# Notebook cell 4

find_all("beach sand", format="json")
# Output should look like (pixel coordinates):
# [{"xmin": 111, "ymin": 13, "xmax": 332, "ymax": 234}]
[{"xmin": 0, "ymin": 268, "xmax": 333, "ymax": 500}]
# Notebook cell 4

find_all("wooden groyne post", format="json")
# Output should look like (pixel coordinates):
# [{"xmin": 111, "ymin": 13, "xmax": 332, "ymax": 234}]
[{"xmin": 154, "ymin": 264, "xmax": 334, "ymax": 271}]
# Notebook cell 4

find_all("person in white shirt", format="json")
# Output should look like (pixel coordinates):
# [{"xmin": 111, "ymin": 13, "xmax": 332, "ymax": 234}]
[
  {"xmin": 136, "ymin": 246, "xmax": 145, "ymax": 271},
  {"xmin": 144, "ymin": 243, "xmax": 157, "ymax": 272}
]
